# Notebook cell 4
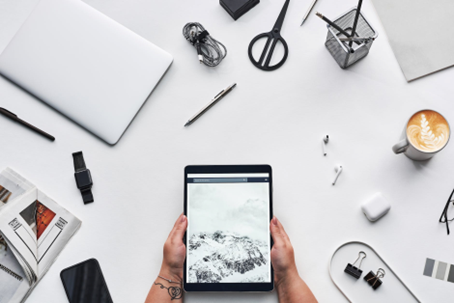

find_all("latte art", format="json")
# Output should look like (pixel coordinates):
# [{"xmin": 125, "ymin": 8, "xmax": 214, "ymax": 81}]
[{"xmin": 406, "ymin": 110, "xmax": 450, "ymax": 152}]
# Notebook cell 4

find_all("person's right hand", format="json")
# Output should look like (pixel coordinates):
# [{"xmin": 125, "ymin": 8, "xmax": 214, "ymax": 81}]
[{"xmin": 270, "ymin": 216, "xmax": 299, "ymax": 287}]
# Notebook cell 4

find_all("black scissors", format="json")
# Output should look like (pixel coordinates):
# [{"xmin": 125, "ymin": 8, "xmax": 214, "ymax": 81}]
[{"xmin": 248, "ymin": 0, "xmax": 290, "ymax": 71}]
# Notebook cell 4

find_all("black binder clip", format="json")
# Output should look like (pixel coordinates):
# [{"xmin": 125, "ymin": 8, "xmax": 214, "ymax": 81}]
[
  {"xmin": 364, "ymin": 268, "xmax": 385, "ymax": 290},
  {"xmin": 344, "ymin": 251, "xmax": 366, "ymax": 279}
]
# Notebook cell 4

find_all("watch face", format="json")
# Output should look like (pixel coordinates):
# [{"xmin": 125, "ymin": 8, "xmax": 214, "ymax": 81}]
[{"xmin": 75, "ymin": 170, "xmax": 92, "ymax": 189}]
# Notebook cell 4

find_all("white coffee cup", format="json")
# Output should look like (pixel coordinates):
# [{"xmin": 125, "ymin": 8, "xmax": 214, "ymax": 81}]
[{"xmin": 392, "ymin": 109, "xmax": 450, "ymax": 161}]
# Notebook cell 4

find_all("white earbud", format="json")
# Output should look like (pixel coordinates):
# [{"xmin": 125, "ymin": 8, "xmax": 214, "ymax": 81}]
[
  {"xmin": 322, "ymin": 135, "xmax": 329, "ymax": 156},
  {"xmin": 332, "ymin": 165, "xmax": 343, "ymax": 185}
]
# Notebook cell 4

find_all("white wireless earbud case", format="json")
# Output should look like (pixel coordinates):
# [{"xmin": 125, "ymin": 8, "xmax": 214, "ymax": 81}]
[{"xmin": 361, "ymin": 192, "xmax": 391, "ymax": 222}]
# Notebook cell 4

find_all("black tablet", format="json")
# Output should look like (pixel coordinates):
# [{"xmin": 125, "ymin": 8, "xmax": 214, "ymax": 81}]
[{"xmin": 184, "ymin": 165, "xmax": 273, "ymax": 292}]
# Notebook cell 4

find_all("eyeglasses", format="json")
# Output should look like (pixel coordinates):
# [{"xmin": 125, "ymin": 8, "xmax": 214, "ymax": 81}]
[{"xmin": 439, "ymin": 188, "xmax": 454, "ymax": 235}]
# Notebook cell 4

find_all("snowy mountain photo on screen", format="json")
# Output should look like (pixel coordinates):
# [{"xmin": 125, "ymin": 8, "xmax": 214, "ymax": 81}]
[
  {"xmin": 187, "ymin": 230, "xmax": 269, "ymax": 283},
  {"xmin": 187, "ymin": 182, "xmax": 271, "ymax": 283}
]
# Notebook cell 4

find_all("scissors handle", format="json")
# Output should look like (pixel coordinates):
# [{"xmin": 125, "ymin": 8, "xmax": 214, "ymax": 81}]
[{"xmin": 248, "ymin": 34, "xmax": 289, "ymax": 71}]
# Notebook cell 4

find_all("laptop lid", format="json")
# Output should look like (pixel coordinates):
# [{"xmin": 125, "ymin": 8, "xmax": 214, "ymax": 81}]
[{"xmin": 0, "ymin": 0, "xmax": 173, "ymax": 144}]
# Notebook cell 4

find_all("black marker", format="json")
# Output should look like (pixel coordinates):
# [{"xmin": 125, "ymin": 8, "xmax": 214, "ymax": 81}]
[
  {"xmin": 316, "ymin": 12, "xmax": 354, "ymax": 53},
  {"xmin": 0, "ymin": 107, "xmax": 55, "ymax": 141},
  {"xmin": 316, "ymin": 12, "xmax": 351, "ymax": 37},
  {"xmin": 349, "ymin": 0, "xmax": 364, "ymax": 48}
]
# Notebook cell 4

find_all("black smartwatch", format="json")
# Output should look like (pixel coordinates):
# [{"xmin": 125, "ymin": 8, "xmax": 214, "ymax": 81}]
[{"xmin": 72, "ymin": 151, "xmax": 94, "ymax": 204}]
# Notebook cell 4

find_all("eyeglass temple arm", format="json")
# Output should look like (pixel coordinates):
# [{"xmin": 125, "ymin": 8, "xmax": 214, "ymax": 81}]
[
  {"xmin": 439, "ymin": 190, "xmax": 454, "ymax": 222},
  {"xmin": 439, "ymin": 189, "xmax": 454, "ymax": 235}
]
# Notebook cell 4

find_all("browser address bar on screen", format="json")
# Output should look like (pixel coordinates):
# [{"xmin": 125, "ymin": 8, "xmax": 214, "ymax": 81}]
[
  {"xmin": 187, "ymin": 173, "xmax": 269, "ymax": 178},
  {"xmin": 193, "ymin": 178, "xmax": 248, "ymax": 183}
]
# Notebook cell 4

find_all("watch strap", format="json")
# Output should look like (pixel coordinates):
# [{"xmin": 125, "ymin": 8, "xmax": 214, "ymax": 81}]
[
  {"xmin": 81, "ymin": 188, "xmax": 94, "ymax": 204},
  {"xmin": 72, "ymin": 151, "xmax": 94, "ymax": 204},
  {"xmin": 72, "ymin": 151, "xmax": 86, "ymax": 172}
]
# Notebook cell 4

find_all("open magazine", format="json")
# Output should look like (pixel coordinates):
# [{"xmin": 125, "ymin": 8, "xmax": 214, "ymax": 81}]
[{"xmin": 0, "ymin": 168, "xmax": 81, "ymax": 303}]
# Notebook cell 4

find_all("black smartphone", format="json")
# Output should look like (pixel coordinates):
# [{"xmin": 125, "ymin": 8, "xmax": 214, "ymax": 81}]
[{"xmin": 60, "ymin": 259, "xmax": 113, "ymax": 303}]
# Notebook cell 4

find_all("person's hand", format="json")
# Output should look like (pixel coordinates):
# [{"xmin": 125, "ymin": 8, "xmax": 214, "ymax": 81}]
[
  {"xmin": 270, "ymin": 216, "xmax": 299, "ymax": 287},
  {"xmin": 270, "ymin": 217, "xmax": 318, "ymax": 302},
  {"xmin": 159, "ymin": 214, "xmax": 187, "ymax": 283}
]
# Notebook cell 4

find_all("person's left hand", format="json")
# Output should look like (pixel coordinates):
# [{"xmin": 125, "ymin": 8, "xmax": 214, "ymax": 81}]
[{"xmin": 159, "ymin": 214, "xmax": 187, "ymax": 283}]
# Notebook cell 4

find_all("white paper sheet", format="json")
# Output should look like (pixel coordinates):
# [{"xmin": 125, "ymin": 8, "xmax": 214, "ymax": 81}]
[{"xmin": 371, "ymin": 0, "xmax": 454, "ymax": 81}]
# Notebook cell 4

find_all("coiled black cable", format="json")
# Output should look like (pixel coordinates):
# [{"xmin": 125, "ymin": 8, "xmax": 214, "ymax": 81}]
[{"xmin": 182, "ymin": 22, "xmax": 227, "ymax": 67}]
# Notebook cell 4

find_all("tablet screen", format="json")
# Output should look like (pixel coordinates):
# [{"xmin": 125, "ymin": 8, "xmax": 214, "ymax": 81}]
[{"xmin": 186, "ymin": 172, "xmax": 271, "ymax": 284}]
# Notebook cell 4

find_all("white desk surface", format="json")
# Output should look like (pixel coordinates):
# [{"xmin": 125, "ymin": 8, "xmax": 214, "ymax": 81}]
[{"xmin": 1, "ymin": 0, "xmax": 454, "ymax": 302}]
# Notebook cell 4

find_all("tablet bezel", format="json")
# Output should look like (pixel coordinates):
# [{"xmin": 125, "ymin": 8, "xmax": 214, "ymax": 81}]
[{"xmin": 183, "ymin": 165, "xmax": 274, "ymax": 292}]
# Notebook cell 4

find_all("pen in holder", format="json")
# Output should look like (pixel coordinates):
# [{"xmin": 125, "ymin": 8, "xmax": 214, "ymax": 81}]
[{"xmin": 325, "ymin": 8, "xmax": 378, "ymax": 68}]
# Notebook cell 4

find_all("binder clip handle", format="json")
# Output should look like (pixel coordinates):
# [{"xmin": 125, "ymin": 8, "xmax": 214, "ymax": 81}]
[
  {"xmin": 344, "ymin": 251, "xmax": 367, "ymax": 279},
  {"xmin": 353, "ymin": 251, "xmax": 367, "ymax": 268},
  {"xmin": 376, "ymin": 268, "xmax": 385, "ymax": 279}
]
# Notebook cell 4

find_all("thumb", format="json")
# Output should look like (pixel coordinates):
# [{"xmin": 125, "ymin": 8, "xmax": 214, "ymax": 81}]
[
  {"xmin": 270, "ymin": 216, "xmax": 284, "ymax": 246},
  {"xmin": 170, "ymin": 214, "xmax": 187, "ymax": 244}
]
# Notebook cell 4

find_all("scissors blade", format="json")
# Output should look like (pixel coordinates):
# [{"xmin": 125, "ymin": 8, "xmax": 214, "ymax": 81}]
[{"xmin": 272, "ymin": 0, "xmax": 290, "ymax": 32}]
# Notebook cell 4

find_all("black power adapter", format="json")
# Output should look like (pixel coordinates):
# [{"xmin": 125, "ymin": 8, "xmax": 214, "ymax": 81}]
[{"xmin": 220, "ymin": 0, "xmax": 260, "ymax": 20}]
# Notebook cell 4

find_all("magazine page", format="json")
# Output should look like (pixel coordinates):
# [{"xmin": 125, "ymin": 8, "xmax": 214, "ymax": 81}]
[
  {"xmin": 0, "ymin": 168, "xmax": 36, "ymax": 303},
  {"xmin": 0, "ymin": 237, "xmax": 30, "ymax": 303},
  {"xmin": 35, "ymin": 189, "xmax": 81, "ymax": 278},
  {"xmin": 5, "ymin": 239, "xmax": 35, "ymax": 284},
  {"xmin": 0, "ymin": 168, "xmax": 81, "ymax": 302},
  {"xmin": 0, "ymin": 168, "xmax": 35, "ymax": 211},
  {"xmin": 0, "ymin": 189, "xmax": 39, "ymax": 282}
]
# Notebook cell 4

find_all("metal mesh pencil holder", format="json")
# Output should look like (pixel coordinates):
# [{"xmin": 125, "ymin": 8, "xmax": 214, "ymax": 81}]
[{"xmin": 325, "ymin": 8, "xmax": 378, "ymax": 68}]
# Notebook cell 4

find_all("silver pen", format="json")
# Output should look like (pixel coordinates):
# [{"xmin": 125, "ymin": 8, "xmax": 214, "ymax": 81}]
[
  {"xmin": 300, "ymin": 0, "xmax": 318, "ymax": 26},
  {"xmin": 184, "ymin": 83, "xmax": 237, "ymax": 127}
]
